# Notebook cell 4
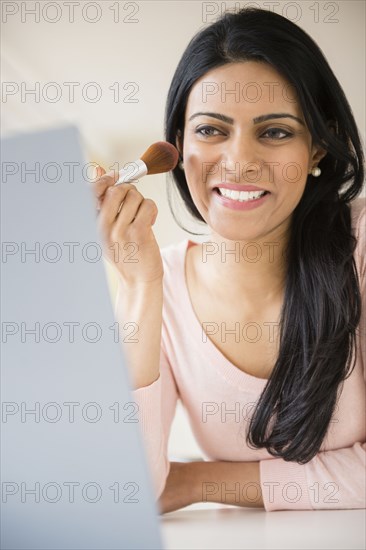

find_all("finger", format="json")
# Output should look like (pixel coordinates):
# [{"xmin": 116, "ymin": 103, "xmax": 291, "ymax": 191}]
[
  {"xmin": 131, "ymin": 199, "xmax": 158, "ymax": 226},
  {"xmin": 95, "ymin": 164, "xmax": 106, "ymax": 179},
  {"xmin": 98, "ymin": 184, "xmax": 143, "ymax": 235},
  {"xmin": 113, "ymin": 198, "xmax": 157, "ymax": 239},
  {"xmin": 93, "ymin": 168, "xmax": 122, "ymax": 201},
  {"xmin": 93, "ymin": 165, "xmax": 107, "ymax": 210},
  {"xmin": 117, "ymin": 187, "xmax": 150, "ymax": 225}
]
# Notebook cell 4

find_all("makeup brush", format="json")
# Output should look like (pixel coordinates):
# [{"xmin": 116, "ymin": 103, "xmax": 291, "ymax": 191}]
[{"xmin": 114, "ymin": 141, "xmax": 179, "ymax": 185}]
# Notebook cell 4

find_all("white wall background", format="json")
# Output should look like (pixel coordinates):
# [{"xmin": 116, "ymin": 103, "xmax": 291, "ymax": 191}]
[{"xmin": 2, "ymin": 0, "xmax": 365, "ymax": 459}]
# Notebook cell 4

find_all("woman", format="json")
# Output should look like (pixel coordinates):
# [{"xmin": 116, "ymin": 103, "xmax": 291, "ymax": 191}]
[{"xmin": 94, "ymin": 8, "xmax": 365, "ymax": 513}]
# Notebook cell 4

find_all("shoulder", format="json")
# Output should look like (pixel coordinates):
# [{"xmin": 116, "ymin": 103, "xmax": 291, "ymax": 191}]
[
  {"xmin": 349, "ymin": 196, "xmax": 366, "ymax": 235},
  {"xmin": 159, "ymin": 239, "xmax": 190, "ymax": 297},
  {"xmin": 349, "ymin": 197, "xmax": 366, "ymax": 277},
  {"xmin": 160, "ymin": 239, "xmax": 189, "ymax": 268}
]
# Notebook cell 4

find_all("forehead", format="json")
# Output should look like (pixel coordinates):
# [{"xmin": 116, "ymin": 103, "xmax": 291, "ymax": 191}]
[{"xmin": 185, "ymin": 61, "xmax": 301, "ymax": 119}]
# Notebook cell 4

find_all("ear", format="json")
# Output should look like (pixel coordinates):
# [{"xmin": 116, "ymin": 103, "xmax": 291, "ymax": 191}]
[
  {"xmin": 308, "ymin": 121, "xmax": 334, "ymax": 173},
  {"xmin": 308, "ymin": 145, "xmax": 326, "ymax": 177},
  {"xmin": 309, "ymin": 144, "xmax": 327, "ymax": 169},
  {"xmin": 175, "ymin": 129, "xmax": 183, "ymax": 158}
]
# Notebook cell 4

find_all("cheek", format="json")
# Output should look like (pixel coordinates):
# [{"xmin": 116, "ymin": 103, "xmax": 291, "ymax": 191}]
[
  {"xmin": 271, "ymin": 144, "xmax": 310, "ymax": 189},
  {"xmin": 276, "ymin": 163, "xmax": 305, "ymax": 188},
  {"xmin": 184, "ymin": 149, "xmax": 207, "ymax": 191},
  {"xmin": 183, "ymin": 150, "xmax": 212, "ymax": 216},
  {"xmin": 183, "ymin": 136, "xmax": 219, "ymax": 176},
  {"xmin": 185, "ymin": 150, "xmax": 202, "ymax": 171}
]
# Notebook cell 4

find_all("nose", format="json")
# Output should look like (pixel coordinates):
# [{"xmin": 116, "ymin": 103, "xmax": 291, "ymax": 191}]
[{"xmin": 221, "ymin": 134, "xmax": 262, "ymax": 182}]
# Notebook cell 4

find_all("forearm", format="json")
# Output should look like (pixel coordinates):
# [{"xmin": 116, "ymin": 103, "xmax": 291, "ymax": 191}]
[
  {"xmin": 115, "ymin": 281, "xmax": 163, "ymax": 389},
  {"xmin": 190, "ymin": 461, "xmax": 264, "ymax": 508}
]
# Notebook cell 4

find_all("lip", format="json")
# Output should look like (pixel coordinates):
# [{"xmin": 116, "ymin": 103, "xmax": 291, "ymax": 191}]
[
  {"xmin": 212, "ymin": 183, "xmax": 269, "ymax": 192},
  {"xmin": 212, "ymin": 188, "xmax": 271, "ymax": 211}
]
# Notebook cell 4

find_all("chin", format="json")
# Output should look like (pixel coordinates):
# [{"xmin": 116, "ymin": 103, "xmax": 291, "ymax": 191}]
[{"xmin": 210, "ymin": 225, "xmax": 264, "ymax": 243}]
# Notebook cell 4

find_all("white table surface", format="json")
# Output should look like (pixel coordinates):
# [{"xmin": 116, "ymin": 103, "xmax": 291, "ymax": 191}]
[{"xmin": 160, "ymin": 502, "xmax": 366, "ymax": 550}]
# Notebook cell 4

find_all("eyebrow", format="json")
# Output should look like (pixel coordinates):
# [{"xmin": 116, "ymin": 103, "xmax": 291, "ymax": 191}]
[{"xmin": 188, "ymin": 111, "xmax": 304, "ymax": 126}]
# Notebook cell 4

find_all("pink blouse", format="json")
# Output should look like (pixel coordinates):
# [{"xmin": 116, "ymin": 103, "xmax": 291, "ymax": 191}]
[{"xmin": 129, "ymin": 197, "xmax": 366, "ymax": 511}]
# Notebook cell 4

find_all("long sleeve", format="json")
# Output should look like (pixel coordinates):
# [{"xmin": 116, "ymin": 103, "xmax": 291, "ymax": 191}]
[
  {"xmin": 260, "ymin": 199, "xmax": 366, "ymax": 511},
  {"xmin": 131, "ymin": 341, "xmax": 179, "ymax": 499},
  {"xmin": 259, "ymin": 441, "xmax": 366, "ymax": 511},
  {"xmin": 118, "ymin": 202, "xmax": 365, "ymax": 511}
]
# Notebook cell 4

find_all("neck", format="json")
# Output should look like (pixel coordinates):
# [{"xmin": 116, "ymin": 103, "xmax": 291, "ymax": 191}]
[{"xmin": 198, "ymin": 223, "xmax": 290, "ymax": 306}]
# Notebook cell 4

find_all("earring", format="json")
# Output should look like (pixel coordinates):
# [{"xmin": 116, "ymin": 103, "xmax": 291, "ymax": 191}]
[
  {"xmin": 311, "ymin": 166, "xmax": 321, "ymax": 177},
  {"xmin": 178, "ymin": 159, "xmax": 184, "ymax": 170}
]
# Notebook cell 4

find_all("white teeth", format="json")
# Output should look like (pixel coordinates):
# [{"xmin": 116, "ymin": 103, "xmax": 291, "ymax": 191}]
[{"xmin": 217, "ymin": 188, "xmax": 266, "ymax": 201}]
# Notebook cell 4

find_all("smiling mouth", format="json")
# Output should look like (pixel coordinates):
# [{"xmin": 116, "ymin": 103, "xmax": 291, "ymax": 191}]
[{"xmin": 213, "ymin": 187, "xmax": 270, "ymax": 202}]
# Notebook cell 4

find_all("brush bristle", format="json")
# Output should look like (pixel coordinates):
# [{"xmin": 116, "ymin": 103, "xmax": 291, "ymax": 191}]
[{"xmin": 140, "ymin": 141, "xmax": 179, "ymax": 175}]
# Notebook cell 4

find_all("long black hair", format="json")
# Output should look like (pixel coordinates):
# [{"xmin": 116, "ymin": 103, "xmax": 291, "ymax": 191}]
[{"xmin": 164, "ymin": 7, "xmax": 364, "ymax": 463}]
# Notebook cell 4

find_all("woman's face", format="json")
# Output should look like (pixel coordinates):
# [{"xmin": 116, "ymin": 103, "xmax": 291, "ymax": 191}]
[{"xmin": 178, "ymin": 61, "xmax": 324, "ymax": 242}]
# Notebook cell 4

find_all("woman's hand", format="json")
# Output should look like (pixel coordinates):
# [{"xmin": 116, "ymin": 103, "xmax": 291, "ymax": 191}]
[
  {"xmin": 158, "ymin": 461, "xmax": 199, "ymax": 514},
  {"xmin": 158, "ymin": 460, "xmax": 264, "ymax": 513},
  {"xmin": 92, "ymin": 165, "xmax": 164, "ymax": 287}
]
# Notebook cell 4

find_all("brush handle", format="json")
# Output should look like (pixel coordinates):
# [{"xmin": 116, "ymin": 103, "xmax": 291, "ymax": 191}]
[{"xmin": 115, "ymin": 159, "xmax": 147, "ymax": 185}]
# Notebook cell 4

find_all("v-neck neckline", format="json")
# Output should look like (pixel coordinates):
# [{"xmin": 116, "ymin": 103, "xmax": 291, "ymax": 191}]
[{"xmin": 175, "ymin": 238, "xmax": 268, "ymax": 392}]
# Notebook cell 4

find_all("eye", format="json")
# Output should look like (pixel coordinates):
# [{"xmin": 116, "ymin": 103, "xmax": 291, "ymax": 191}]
[
  {"xmin": 261, "ymin": 127, "xmax": 293, "ymax": 140},
  {"xmin": 195, "ymin": 125, "xmax": 224, "ymax": 137}
]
